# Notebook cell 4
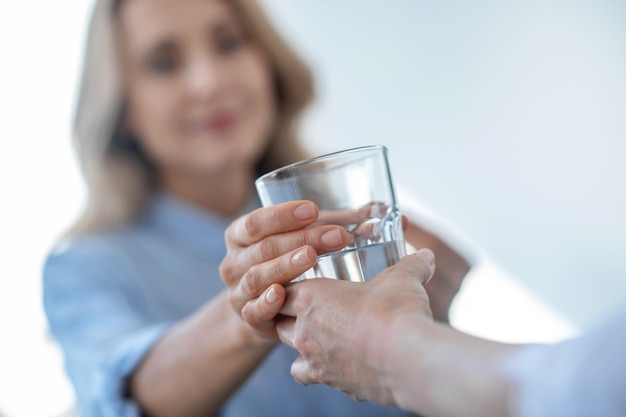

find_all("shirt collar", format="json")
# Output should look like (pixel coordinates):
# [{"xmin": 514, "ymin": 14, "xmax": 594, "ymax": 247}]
[{"xmin": 143, "ymin": 191, "xmax": 261, "ymax": 260}]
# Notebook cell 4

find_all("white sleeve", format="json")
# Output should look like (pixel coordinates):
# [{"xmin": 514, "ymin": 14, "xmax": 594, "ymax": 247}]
[{"xmin": 502, "ymin": 306, "xmax": 626, "ymax": 417}]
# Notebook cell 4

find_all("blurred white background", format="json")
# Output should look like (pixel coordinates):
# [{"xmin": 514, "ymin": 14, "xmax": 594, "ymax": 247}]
[{"xmin": 1, "ymin": 1, "xmax": 625, "ymax": 416}]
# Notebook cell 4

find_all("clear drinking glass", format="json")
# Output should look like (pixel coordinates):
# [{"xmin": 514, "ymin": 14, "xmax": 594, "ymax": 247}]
[{"xmin": 255, "ymin": 145, "xmax": 406, "ymax": 282}]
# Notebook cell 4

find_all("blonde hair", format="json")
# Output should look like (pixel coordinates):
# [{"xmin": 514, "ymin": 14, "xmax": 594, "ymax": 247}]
[{"xmin": 67, "ymin": 0, "xmax": 314, "ymax": 238}]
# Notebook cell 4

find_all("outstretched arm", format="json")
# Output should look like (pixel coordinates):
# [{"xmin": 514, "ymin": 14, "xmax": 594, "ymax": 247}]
[
  {"xmin": 130, "ymin": 201, "xmax": 349, "ymax": 416},
  {"xmin": 276, "ymin": 253, "xmax": 519, "ymax": 417}
]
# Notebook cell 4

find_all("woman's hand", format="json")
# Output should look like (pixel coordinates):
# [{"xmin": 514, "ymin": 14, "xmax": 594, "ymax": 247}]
[
  {"xmin": 403, "ymin": 217, "xmax": 471, "ymax": 323},
  {"xmin": 220, "ymin": 201, "xmax": 350, "ymax": 339}
]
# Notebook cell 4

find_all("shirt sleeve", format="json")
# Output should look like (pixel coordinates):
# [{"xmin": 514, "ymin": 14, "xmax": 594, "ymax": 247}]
[
  {"xmin": 43, "ymin": 242, "xmax": 174, "ymax": 417},
  {"xmin": 502, "ymin": 306, "xmax": 626, "ymax": 417}
]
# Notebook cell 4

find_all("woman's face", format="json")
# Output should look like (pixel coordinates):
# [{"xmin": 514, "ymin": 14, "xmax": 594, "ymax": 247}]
[{"xmin": 118, "ymin": 0, "xmax": 276, "ymax": 178}]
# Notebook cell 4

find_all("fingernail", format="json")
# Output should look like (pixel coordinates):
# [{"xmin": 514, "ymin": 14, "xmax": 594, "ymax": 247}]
[
  {"xmin": 291, "ymin": 358, "xmax": 307, "ymax": 375},
  {"xmin": 321, "ymin": 228, "xmax": 344, "ymax": 247},
  {"xmin": 417, "ymin": 249, "xmax": 435, "ymax": 266},
  {"xmin": 291, "ymin": 248, "xmax": 311, "ymax": 267},
  {"xmin": 266, "ymin": 286, "xmax": 280, "ymax": 303},
  {"xmin": 294, "ymin": 203, "xmax": 316, "ymax": 220}
]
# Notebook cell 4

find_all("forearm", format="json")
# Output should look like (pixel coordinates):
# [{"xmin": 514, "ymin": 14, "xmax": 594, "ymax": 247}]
[
  {"xmin": 130, "ymin": 290, "xmax": 276, "ymax": 417},
  {"xmin": 387, "ymin": 317, "xmax": 521, "ymax": 417}
]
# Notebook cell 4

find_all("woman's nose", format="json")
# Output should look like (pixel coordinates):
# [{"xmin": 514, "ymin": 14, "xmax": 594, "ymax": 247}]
[{"xmin": 184, "ymin": 55, "xmax": 227, "ymax": 101}]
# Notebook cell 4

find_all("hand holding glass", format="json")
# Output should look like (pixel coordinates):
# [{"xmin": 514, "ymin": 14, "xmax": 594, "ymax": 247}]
[{"xmin": 255, "ymin": 145, "xmax": 406, "ymax": 282}]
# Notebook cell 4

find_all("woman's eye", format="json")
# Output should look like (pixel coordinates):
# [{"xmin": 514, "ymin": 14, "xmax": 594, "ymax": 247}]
[
  {"xmin": 149, "ymin": 55, "xmax": 178, "ymax": 74},
  {"xmin": 217, "ymin": 35, "xmax": 244, "ymax": 55}
]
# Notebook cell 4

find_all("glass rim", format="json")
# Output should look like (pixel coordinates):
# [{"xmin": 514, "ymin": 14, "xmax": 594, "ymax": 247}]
[{"xmin": 255, "ymin": 144, "xmax": 388, "ymax": 185}]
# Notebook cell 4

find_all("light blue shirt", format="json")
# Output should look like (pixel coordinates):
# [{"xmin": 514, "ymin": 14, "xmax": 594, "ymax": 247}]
[{"xmin": 43, "ymin": 193, "xmax": 412, "ymax": 417}]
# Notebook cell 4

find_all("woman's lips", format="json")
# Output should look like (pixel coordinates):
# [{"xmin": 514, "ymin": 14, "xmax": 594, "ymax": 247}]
[{"xmin": 198, "ymin": 113, "xmax": 238, "ymax": 133}]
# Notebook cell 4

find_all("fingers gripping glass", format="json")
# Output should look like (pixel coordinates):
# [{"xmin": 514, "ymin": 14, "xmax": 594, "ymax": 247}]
[{"xmin": 255, "ymin": 145, "xmax": 406, "ymax": 282}]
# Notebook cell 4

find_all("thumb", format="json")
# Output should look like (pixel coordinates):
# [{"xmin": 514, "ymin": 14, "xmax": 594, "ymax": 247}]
[
  {"xmin": 385, "ymin": 249, "xmax": 435, "ymax": 284},
  {"xmin": 291, "ymin": 355, "xmax": 315, "ymax": 386}
]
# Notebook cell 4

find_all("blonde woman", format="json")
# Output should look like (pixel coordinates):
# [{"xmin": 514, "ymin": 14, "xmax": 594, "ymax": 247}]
[{"xmin": 43, "ymin": 0, "xmax": 470, "ymax": 415}]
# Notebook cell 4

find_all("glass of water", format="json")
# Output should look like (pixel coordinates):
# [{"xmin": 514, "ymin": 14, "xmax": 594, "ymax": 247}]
[{"xmin": 255, "ymin": 145, "xmax": 406, "ymax": 282}]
